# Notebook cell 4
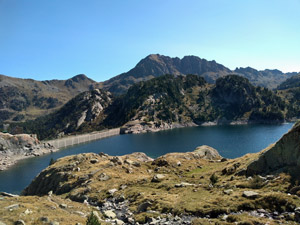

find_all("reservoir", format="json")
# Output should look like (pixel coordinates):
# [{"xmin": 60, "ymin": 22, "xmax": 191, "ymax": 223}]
[{"xmin": 0, "ymin": 123, "xmax": 293, "ymax": 194}]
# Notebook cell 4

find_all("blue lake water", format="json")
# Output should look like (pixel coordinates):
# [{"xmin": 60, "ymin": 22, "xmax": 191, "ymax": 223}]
[{"xmin": 0, "ymin": 123, "xmax": 293, "ymax": 194}]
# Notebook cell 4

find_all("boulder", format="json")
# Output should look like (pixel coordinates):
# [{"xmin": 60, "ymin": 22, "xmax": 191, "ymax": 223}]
[
  {"xmin": 193, "ymin": 145, "xmax": 221, "ymax": 160},
  {"xmin": 14, "ymin": 221, "xmax": 25, "ymax": 225},
  {"xmin": 242, "ymin": 191, "xmax": 260, "ymax": 199},
  {"xmin": 151, "ymin": 174, "xmax": 166, "ymax": 182},
  {"xmin": 103, "ymin": 210, "xmax": 116, "ymax": 219},
  {"xmin": 138, "ymin": 201, "xmax": 152, "ymax": 212}
]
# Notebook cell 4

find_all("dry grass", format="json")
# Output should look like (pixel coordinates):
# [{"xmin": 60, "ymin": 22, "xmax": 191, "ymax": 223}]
[{"xmin": 1, "ymin": 147, "xmax": 299, "ymax": 224}]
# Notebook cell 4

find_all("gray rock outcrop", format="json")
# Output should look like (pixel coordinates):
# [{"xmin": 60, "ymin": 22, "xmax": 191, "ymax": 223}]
[
  {"xmin": 0, "ymin": 132, "xmax": 57, "ymax": 170},
  {"xmin": 247, "ymin": 122, "xmax": 300, "ymax": 177}
]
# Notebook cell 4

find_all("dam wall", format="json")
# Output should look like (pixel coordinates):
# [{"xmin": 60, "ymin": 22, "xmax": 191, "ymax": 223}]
[{"xmin": 46, "ymin": 128, "xmax": 120, "ymax": 149}]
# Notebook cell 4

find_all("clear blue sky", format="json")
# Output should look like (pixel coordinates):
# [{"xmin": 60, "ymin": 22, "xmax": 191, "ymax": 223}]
[{"xmin": 0, "ymin": 0, "xmax": 299, "ymax": 81}]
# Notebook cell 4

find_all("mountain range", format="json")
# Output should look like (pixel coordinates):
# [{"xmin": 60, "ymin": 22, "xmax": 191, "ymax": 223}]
[
  {"xmin": 13, "ymin": 74, "xmax": 290, "ymax": 140},
  {"xmin": 0, "ymin": 54, "xmax": 299, "ymax": 127},
  {"xmin": 102, "ymin": 54, "xmax": 298, "ymax": 95}
]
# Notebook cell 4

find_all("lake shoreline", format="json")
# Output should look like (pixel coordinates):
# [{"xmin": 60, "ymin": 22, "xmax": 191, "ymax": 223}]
[{"xmin": 0, "ymin": 120, "xmax": 294, "ymax": 172}]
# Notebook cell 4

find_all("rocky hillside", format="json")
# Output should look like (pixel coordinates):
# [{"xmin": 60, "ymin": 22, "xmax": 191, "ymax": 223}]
[
  {"xmin": 234, "ymin": 67, "xmax": 296, "ymax": 90},
  {"xmin": 1, "ymin": 141, "xmax": 300, "ymax": 224},
  {"xmin": 13, "ymin": 74, "xmax": 290, "ymax": 140},
  {"xmin": 277, "ymin": 73, "xmax": 300, "ymax": 90},
  {"xmin": 0, "ymin": 74, "xmax": 102, "ymax": 125},
  {"xmin": 247, "ymin": 121, "xmax": 300, "ymax": 180},
  {"xmin": 14, "ymin": 89, "xmax": 113, "ymax": 140},
  {"xmin": 0, "ymin": 132, "xmax": 57, "ymax": 171},
  {"xmin": 107, "ymin": 74, "xmax": 288, "ymax": 134}
]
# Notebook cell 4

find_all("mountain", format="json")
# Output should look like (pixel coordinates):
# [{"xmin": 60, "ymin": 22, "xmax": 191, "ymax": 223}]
[
  {"xmin": 0, "ymin": 74, "xmax": 102, "ymax": 125},
  {"xmin": 14, "ymin": 74, "xmax": 289, "ymax": 140},
  {"xmin": 103, "ymin": 54, "xmax": 298, "ymax": 95},
  {"xmin": 234, "ymin": 67, "xmax": 297, "ymax": 90},
  {"xmin": 102, "ymin": 54, "xmax": 232, "ymax": 95}
]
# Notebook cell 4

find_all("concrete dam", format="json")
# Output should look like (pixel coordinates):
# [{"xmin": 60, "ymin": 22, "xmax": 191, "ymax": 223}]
[{"xmin": 46, "ymin": 128, "xmax": 120, "ymax": 149}]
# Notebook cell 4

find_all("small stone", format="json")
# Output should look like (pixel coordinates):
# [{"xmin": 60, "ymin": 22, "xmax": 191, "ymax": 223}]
[
  {"xmin": 14, "ymin": 220, "xmax": 25, "ymax": 225},
  {"xmin": 221, "ymin": 215, "xmax": 228, "ymax": 221},
  {"xmin": 174, "ymin": 182, "xmax": 194, "ymax": 188},
  {"xmin": 138, "ymin": 201, "xmax": 152, "ymax": 212},
  {"xmin": 114, "ymin": 219, "xmax": 124, "ymax": 225},
  {"xmin": 39, "ymin": 217, "xmax": 49, "ymax": 223},
  {"xmin": 5, "ymin": 204, "xmax": 19, "ymax": 210},
  {"xmin": 221, "ymin": 158, "xmax": 228, "ymax": 162},
  {"xmin": 48, "ymin": 190, "xmax": 53, "ymax": 196},
  {"xmin": 98, "ymin": 173, "xmax": 110, "ymax": 181},
  {"xmin": 50, "ymin": 222, "xmax": 59, "ymax": 225},
  {"xmin": 111, "ymin": 157, "xmax": 123, "ymax": 165},
  {"xmin": 116, "ymin": 195, "xmax": 125, "ymax": 203},
  {"xmin": 74, "ymin": 211, "xmax": 85, "ymax": 217},
  {"xmin": 151, "ymin": 174, "xmax": 166, "ymax": 182},
  {"xmin": 127, "ymin": 218, "xmax": 135, "ymax": 224},
  {"xmin": 177, "ymin": 161, "xmax": 181, "ymax": 166},
  {"xmin": 103, "ymin": 210, "xmax": 116, "ymax": 219},
  {"xmin": 59, "ymin": 204, "xmax": 67, "ymax": 209},
  {"xmin": 90, "ymin": 159, "xmax": 98, "ymax": 164},
  {"xmin": 132, "ymin": 161, "xmax": 141, "ymax": 167},
  {"xmin": 108, "ymin": 188, "xmax": 118, "ymax": 195},
  {"xmin": 223, "ymin": 189, "xmax": 233, "ymax": 195},
  {"xmin": 24, "ymin": 209, "xmax": 32, "ymax": 215},
  {"xmin": 242, "ymin": 191, "xmax": 260, "ymax": 199}
]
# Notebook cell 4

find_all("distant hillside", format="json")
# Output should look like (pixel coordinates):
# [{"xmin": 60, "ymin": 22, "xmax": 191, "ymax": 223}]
[
  {"xmin": 275, "ymin": 73, "xmax": 300, "ymax": 119},
  {"xmin": 14, "ymin": 74, "xmax": 290, "ymax": 140},
  {"xmin": 13, "ymin": 89, "xmax": 112, "ymax": 140},
  {"xmin": 277, "ymin": 73, "xmax": 300, "ymax": 90},
  {"xmin": 234, "ymin": 67, "xmax": 297, "ymax": 90},
  {"xmin": 102, "ymin": 54, "xmax": 232, "ymax": 95},
  {"xmin": 0, "ymin": 74, "xmax": 102, "ymax": 124}
]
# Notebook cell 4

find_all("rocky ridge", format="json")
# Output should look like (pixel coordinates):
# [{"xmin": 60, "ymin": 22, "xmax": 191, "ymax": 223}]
[{"xmin": 0, "ymin": 132, "xmax": 57, "ymax": 171}]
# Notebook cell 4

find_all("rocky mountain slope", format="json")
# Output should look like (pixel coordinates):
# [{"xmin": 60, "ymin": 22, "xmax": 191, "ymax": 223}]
[
  {"xmin": 234, "ymin": 67, "xmax": 297, "ymax": 90},
  {"xmin": 2, "ymin": 130, "xmax": 300, "ymax": 224},
  {"xmin": 12, "ymin": 74, "xmax": 290, "ymax": 140},
  {"xmin": 103, "ymin": 54, "xmax": 297, "ymax": 95},
  {"xmin": 15, "ymin": 89, "xmax": 113, "ymax": 140},
  {"xmin": 0, "ymin": 74, "xmax": 102, "ymax": 125},
  {"xmin": 0, "ymin": 132, "xmax": 57, "ymax": 171},
  {"xmin": 102, "ymin": 54, "xmax": 232, "ymax": 95}
]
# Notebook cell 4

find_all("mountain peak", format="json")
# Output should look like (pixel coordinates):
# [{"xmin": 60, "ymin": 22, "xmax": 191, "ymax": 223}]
[{"xmin": 70, "ymin": 74, "xmax": 89, "ymax": 82}]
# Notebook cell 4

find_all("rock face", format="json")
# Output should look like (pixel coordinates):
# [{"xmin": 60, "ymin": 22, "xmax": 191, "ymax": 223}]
[
  {"xmin": 247, "ymin": 122, "xmax": 300, "ymax": 178},
  {"xmin": 0, "ymin": 132, "xmax": 57, "ymax": 171}
]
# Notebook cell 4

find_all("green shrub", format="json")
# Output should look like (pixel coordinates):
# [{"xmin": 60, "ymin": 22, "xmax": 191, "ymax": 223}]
[
  {"xmin": 210, "ymin": 173, "xmax": 218, "ymax": 185},
  {"xmin": 86, "ymin": 212, "xmax": 101, "ymax": 225}
]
